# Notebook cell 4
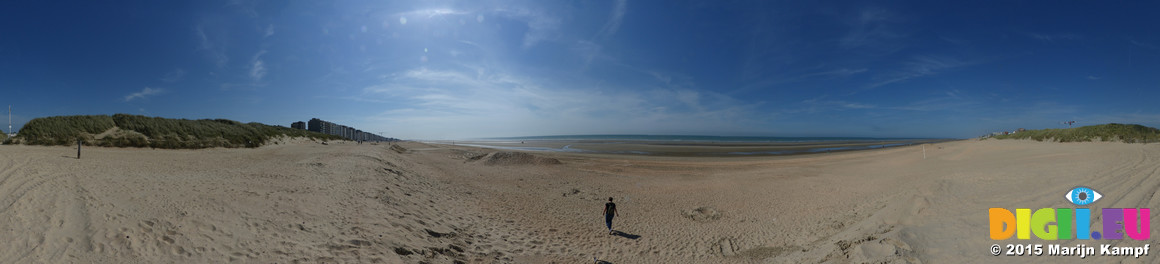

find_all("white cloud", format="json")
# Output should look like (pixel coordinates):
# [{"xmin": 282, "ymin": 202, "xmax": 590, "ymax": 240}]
[
  {"xmin": 250, "ymin": 50, "xmax": 267, "ymax": 81},
  {"xmin": 124, "ymin": 87, "xmax": 162, "ymax": 102},
  {"xmin": 394, "ymin": 8, "xmax": 470, "ymax": 19},
  {"xmin": 195, "ymin": 26, "xmax": 211, "ymax": 49},
  {"xmin": 264, "ymin": 24, "xmax": 274, "ymax": 38}
]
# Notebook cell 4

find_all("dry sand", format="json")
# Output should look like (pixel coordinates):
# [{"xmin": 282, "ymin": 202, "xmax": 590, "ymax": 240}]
[
  {"xmin": 0, "ymin": 139, "xmax": 1158, "ymax": 263},
  {"xmin": 447, "ymin": 139, "xmax": 938, "ymax": 156}
]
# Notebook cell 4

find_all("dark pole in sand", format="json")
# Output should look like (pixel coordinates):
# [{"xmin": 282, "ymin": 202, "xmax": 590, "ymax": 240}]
[{"xmin": 77, "ymin": 138, "xmax": 81, "ymax": 159}]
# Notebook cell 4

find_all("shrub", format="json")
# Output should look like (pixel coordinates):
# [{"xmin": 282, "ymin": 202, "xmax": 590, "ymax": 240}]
[
  {"xmin": 7, "ymin": 114, "xmax": 344, "ymax": 148},
  {"xmin": 993, "ymin": 123, "xmax": 1160, "ymax": 143}
]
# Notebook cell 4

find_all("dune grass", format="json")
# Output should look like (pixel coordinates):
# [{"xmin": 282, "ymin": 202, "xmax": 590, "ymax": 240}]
[
  {"xmin": 6, "ymin": 114, "xmax": 344, "ymax": 149},
  {"xmin": 992, "ymin": 123, "xmax": 1160, "ymax": 143}
]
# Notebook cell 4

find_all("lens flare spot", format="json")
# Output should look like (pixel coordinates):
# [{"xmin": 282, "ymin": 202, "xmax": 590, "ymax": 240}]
[
  {"xmin": 400, "ymin": 17, "xmax": 408, "ymax": 25},
  {"xmin": 477, "ymin": 15, "xmax": 484, "ymax": 23}
]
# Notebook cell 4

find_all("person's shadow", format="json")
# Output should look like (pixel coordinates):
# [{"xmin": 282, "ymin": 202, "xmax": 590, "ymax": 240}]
[{"xmin": 611, "ymin": 230, "xmax": 640, "ymax": 239}]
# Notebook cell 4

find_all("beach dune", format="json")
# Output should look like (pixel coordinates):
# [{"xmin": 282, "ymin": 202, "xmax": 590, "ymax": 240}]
[{"xmin": 0, "ymin": 139, "xmax": 1156, "ymax": 263}]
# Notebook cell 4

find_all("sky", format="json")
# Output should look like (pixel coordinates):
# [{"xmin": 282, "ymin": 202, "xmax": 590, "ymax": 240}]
[{"xmin": 1, "ymin": 1, "xmax": 1159, "ymax": 139}]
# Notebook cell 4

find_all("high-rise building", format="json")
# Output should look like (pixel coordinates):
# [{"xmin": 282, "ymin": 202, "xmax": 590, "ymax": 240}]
[
  {"xmin": 305, "ymin": 117, "xmax": 393, "ymax": 142},
  {"xmin": 291, "ymin": 121, "xmax": 306, "ymax": 130}
]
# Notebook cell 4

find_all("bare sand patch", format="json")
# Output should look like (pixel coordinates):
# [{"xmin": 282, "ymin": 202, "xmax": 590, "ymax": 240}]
[{"xmin": 481, "ymin": 151, "xmax": 561, "ymax": 166}]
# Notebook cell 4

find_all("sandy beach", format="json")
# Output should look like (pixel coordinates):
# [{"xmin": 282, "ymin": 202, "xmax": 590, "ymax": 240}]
[
  {"xmin": 438, "ymin": 139, "xmax": 945, "ymax": 157},
  {"xmin": 0, "ymin": 139, "xmax": 1157, "ymax": 263}
]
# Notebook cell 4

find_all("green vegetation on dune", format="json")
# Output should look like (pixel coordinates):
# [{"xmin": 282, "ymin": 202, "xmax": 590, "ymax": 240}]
[
  {"xmin": 13, "ymin": 115, "xmax": 116, "ymax": 145},
  {"xmin": 992, "ymin": 123, "xmax": 1160, "ymax": 143},
  {"xmin": 6, "ymin": 114, "xmax": 344, "ymax": 149}
]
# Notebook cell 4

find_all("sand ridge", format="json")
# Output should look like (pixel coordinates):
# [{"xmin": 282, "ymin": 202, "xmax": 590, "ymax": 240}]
[{"xmin": 0, "ymin": 139, "xmax": 1157, "ymax": 263}]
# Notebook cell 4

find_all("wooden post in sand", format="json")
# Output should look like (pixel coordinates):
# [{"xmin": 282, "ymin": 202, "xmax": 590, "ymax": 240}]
[
  {"xmin": 77, "ymin": 138, "xmax": 82, "ymax": 159},
  {"xmin": 923, "ymin": 144, "xmax": 926, "ymax": 159}
]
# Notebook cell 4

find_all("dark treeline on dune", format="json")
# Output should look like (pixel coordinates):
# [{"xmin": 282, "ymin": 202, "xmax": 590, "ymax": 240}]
[{"xmin": 5, "ymin": 114, "xmax": 344, "ymax": 149}]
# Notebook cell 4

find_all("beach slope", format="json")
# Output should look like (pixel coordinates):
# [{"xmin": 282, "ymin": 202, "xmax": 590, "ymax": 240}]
[{"xmin": 0, "ymin": 139, "xmax": 1156, "ymax": 263}]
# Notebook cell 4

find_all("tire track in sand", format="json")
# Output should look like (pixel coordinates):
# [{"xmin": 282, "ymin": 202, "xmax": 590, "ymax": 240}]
[{"xmin": 0, "ymin": 155, "xmax": 93, "ymax": 263}]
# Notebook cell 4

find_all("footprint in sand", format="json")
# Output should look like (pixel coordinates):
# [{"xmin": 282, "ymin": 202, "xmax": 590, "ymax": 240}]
[{"xmin": 682, "ymin": 206, "xmax": 722, "ymax": 222}]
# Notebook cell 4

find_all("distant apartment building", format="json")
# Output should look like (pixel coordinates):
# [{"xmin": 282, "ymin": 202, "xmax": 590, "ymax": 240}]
[
  {"xmin": 305, "ymin": 118, "xmax": 392, "ymax": 142},
  {"xmin": 307, "ymin": 118, "xmax": 330, "ymax": 134},
  {"xmin": 291, "ymin": 121, "xmax": 306, "ymax": 130}
]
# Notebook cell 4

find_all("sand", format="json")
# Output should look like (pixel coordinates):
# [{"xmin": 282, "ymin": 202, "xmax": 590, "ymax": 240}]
[
  {"xmin": 0, "ymin": 139, "xmax": 1157, "ymax": 263},
  {"xmin": 446, "ymin": 139, "xmax": 944, "ymax": 156}
]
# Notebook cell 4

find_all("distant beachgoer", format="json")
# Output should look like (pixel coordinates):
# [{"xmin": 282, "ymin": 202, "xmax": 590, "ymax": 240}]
[{"xmin": 603, "ymin": 197, "xmax": 618, "ymax": 235}]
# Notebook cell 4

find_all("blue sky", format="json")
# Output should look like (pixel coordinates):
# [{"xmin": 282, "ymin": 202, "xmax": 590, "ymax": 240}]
[{"xmin": 2, "ymin": 1, "xmax": 1159, "ymax": 139}]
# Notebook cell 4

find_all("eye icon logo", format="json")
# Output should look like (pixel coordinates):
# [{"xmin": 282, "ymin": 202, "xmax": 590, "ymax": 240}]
[{"xmin": 1065, "ymin": 187, "xmax": 1101, "ymax": 206}]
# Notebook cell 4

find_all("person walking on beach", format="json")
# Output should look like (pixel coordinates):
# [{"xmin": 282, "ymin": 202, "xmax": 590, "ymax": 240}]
[{"xmin": 603, "ymin": 197, "xmax": 618, "ymax": 235}]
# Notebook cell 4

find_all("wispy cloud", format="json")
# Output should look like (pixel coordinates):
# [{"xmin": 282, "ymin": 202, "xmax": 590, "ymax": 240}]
[
  {"xmin": 1027, "ymin": 32, "xmax": 1079, "ymax": 42},
  {"xmin": 264, "ymin": 24, "xmax": 274, "ymax": 38},
  {"xmin": 195, "ymin": 25, "xmax": 228, "ymax": 68},
  {"xmin": 250, "ymin": 50, "xmax": 267, "ymax": 81},
  {"xmin": 867, "ymin": 55, "xmax": 972, "ymax": 89},
  {"xmin": 393, "ymin": 8, "xmax": 471, "ymax": 20},
  {"xmin": 732, "ymin": 66, "xmax": 869, "ymax": 96},
  {"xmin": 594, "ymin": 0, "xmax": 627, "ymax": 40},
  {"xmin": 801, "ymin": 90, "xmax": 978, "ymax": 114},
  {"xmin": 1086, "ymin": 75, "xmax": 1101, "ymax": 80},
  {"xmin": 359, "ymin": 67, "xmax": 762, "ymax": 138},
  {"xmin": 887, "ymin": 95, "xmax": 976, "ymax": 112},
  {"xmin": 648, "ymin": 71, "xmax": 672, "ymax": 85},
  {"xmin": 841, "ymin": 8, "xmax": 901, "ymax": 49},
  {"xmin": 572, "ymin": 0, "xmax": 627, "ymax": 67},
  {"xmin": 1130, "ymin": 39, "xmax": 1158, "ymax": 49},
  {"xmin": 802, "ymin": 68, "xmax": 868, "ymax": 78},
  {"xmin": 160, "ymin": 69, "xmax": 186, "ymax": 83},
  {"xmin": 226, "ymin": 0, "xmax": 259, "ymax": 17},
  {"xmin": 486, "ymin": 8, "xmax": 561, "ymax": 48},
  {"xmin": 795, "ymin": 99, "xmax": 876, "ymax": 113},
  {"xmin": 124, "ymin": 87, "xmax": 162, "ymax": 102}
]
